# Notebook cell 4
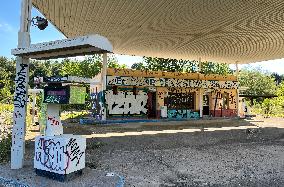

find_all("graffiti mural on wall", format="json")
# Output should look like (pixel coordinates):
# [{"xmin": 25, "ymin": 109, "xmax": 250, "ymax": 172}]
[
  {"xmin": 105, "ymin": 90, "xmax": 148, "ymax": 116},
  {"xmin": 168, "ymin": 109, "xmax": 200, "ymax": 119},
  {"xmin": 107, "ymin": 76, "xmax": 239, "ymax": 89},
  {"xmin": 34, "ymin": 137, "xmax": 85, "ymax": 174}
]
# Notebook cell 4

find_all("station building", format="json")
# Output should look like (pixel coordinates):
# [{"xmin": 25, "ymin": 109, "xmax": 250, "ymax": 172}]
[{"xmin": 91, "ymin": 68, "xmax": 239, "ymax": 120}]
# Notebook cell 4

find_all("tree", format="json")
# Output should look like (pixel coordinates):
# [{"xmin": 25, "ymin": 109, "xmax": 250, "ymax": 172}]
[
  {"xmin": 131, "ymin": 57, "xmax": 232, "ymax": 75},
  {"xmin": 238, "ymin": 67, "xmax": 277, "ymax": 96},
  {"xmin": 60, "ymin": 54, "xmax": 127, "ymax": 78},
  {"xmin": 131, "ymin": 62, "xmax": 145, "ymax": 70},
  {"xmin": 0, "ymin": 57, "xmax": 16, "ymax": 101},
  {"xmin": 271, "ymin": 72, "xmax": 284, "ymax": 85},
  {"xmin": 201, "ymin": 61, "xmax": 233, "ymax": 75}
]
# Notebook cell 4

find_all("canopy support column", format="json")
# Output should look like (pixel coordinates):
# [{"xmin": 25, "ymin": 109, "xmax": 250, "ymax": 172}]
[
  {"xmin": 235, "ymin": 61, "xmax": 240, "ymax": 117},
  {"xmin": 11, "ymin": 0, "xmax": 31, "ymax": 169},
  {"xmin": 199, "ymin": 89, "xmax": 203, "ymax": 118},
  {"xmin": 101, "ymin": 53, "xmax": 107, "ymax": 120}
]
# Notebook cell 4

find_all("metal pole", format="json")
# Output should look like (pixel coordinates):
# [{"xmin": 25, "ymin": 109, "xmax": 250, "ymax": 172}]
[
  {"xmin": 101, "ymin": 53, "xmax": 107, "ymax": 120},
  {"xmin": 235, "ymin": 61, "xmax": 240, "ymax": 117},
  {"xmin": 11, "ymin": 0, "xmax": 31, "ymax": 169}
]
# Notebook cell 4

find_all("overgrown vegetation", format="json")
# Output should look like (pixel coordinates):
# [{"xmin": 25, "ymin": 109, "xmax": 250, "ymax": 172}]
[{"xmin": 239, "ymin": 67, "xmax": 284, "ymax": 117}]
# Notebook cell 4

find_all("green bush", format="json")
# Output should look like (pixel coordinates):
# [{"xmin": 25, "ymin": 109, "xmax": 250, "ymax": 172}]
[{"xmin": 0, "ymin": 134, "xmax": 12, "ymax": 163}]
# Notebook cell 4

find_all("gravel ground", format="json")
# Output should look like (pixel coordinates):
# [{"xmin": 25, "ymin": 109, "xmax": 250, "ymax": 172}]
[
  {"xmin": 88, "ymin": 127, "xmax": 284, "ymax": 186},
  {"xmin": 1, "ymin": 117, "xmax": 284, "ymax": 186}
]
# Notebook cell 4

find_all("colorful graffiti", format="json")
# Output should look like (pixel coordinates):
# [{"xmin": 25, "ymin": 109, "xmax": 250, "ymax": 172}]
[
  {"xmin": 43, "ymin": 87, "xmax": 69, "ymax": 104},
  {"xmin": 90, "ymin": 91, "xmax": 105, "ymax": 120},
  {"xmin": 167, "ymin": 109, "xmax": 200, "ymax": 119}
]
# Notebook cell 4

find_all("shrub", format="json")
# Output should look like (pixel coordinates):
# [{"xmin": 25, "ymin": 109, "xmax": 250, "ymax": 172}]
[{"xmin": 0, "ymin": 133, "xmax": 12, "ymax": 163}]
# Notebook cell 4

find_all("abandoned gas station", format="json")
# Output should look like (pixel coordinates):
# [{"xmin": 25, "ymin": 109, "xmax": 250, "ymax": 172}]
[
  {"xmin": 10, "ymin": 0, "xmax": 284, "ymax": 181},
  {"xmin": 90, "ymin": 68, "xmax": 238, "ymax": 120}
]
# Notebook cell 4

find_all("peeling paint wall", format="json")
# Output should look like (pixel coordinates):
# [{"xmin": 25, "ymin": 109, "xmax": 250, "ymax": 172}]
[{"xmin": 209, "ymin": 89, "xmax": 238, "ymax": 117}]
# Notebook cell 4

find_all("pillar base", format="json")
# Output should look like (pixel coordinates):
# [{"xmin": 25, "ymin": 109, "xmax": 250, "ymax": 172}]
[{"xmin": 35, "ymin": 168, "xmax": 83, "ymax": 182}]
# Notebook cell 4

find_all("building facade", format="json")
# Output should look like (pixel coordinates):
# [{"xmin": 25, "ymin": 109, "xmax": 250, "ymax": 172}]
[{"xmin": 91, "ymin": 68, "xmax": 239, "ymax": 120}]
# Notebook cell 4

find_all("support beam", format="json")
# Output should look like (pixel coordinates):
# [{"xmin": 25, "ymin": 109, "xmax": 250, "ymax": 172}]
[
  {"xmin": 101, "ymin": 53, "xmax": 107, "ymax": 120},
  {"xmin": 11, "ymin": 0, "xmax": 31, "ymax": 169}
]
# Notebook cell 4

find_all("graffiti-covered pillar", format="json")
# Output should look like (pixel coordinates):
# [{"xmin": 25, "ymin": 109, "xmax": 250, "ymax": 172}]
[
  {"xmin": 11, "ymin": 0, "xmax": 32, "ymax": 169},
  {"xmin": 101, "ymin": 53, "xmax": 108, "ymax": 120}
]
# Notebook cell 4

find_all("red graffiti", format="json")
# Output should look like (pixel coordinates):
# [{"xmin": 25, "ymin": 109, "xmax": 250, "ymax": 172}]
[{"xmin": 47, "ymin": 116, "xmax": 60, "ymax": 126}]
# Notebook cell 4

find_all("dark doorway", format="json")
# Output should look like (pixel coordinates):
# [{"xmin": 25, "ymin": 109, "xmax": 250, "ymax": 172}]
[
  {"xmin": 203, "ymin": 95, "xmax": 210, "ymax": 115},
  {"xmin": 147, "ymin": 92, "xmax": 157, "ymax": 118}
]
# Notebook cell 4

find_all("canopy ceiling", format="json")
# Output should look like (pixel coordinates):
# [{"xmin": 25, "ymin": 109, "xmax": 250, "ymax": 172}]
[{"xmin": 32, "ymin": 0, "xmax": 284, "ymax": 64}]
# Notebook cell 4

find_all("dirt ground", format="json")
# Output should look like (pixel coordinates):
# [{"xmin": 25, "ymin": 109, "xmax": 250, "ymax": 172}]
[{"xmin": 2, "ymin": 116, "xmax": 284, "ymax": 186}]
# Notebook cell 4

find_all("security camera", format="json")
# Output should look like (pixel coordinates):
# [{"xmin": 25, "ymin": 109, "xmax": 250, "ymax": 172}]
[{"xmin": 31, "ymin": 16, "xmax": 48, "ymax": 30}]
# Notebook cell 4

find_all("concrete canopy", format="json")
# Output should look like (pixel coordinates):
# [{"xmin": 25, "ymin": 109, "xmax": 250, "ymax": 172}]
[{"xmin": 32, "ymin": 0, "xmax": 284, "ymax": 64}]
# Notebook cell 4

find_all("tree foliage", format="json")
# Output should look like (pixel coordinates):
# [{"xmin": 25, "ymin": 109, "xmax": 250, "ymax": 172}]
[
  {"xmin": 0, "ymin": 57, "xmax": 16, "ymax": 102},
  {"xmin": 131, "ymin": 57, "xmax": 232, "ymax": 75},
  {"xmin": 238, "ymin": 67, "xmax": 277, "ymax": 96}
]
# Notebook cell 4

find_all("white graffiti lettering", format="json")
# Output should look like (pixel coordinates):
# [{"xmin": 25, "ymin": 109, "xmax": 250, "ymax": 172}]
[{"xmin": 107, "ymin": 76, "xmax": 239, "ymax": 89}]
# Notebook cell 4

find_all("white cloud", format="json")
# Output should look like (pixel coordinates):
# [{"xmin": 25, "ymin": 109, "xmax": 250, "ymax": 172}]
[{"xmin": 0, "ymin": 22, "xmax": 14, "ymax": 32}]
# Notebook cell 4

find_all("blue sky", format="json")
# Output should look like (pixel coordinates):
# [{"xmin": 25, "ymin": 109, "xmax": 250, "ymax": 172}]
[{"xmin": 1, "ymin": 0, "xmax": 284, "ymax": 74}]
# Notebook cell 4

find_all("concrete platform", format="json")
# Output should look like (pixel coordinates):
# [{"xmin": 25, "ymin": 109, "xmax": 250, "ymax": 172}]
[{"xmin": 0, "ymin": 161, "xmax": 123, "ymax": 187}]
